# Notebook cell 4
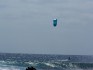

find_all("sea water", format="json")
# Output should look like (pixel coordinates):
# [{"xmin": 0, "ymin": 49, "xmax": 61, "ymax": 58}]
[{"xmin": 0, "ymin": 53, "xmax": 93, "ymax": 70}]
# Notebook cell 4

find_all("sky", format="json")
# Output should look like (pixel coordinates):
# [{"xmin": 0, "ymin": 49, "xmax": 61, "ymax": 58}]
[{"xmin": 0, "ymin": 0, "xmax": 93, "ymax": 55}]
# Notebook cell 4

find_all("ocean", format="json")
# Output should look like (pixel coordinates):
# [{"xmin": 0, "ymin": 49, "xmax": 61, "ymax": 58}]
[{"xmin": 0, "ymin": 53, "xmax": 93, "ymax": 70}]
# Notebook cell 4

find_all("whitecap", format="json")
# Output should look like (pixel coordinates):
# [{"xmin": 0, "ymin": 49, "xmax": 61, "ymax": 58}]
[{"xmin": 44, "ymin": 62, "xmax": 56, "ymax": 68}]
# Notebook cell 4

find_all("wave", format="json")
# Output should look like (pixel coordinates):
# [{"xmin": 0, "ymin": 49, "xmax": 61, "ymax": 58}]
[{"xmin": 0, "ymin": 59, "xmax": 93, "ymax": 70}]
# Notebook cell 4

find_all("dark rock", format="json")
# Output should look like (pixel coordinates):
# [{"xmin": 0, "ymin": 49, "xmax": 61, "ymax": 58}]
[{"xmin": 26, "ymin": 66, "xmax": 36, "ymax": 70}]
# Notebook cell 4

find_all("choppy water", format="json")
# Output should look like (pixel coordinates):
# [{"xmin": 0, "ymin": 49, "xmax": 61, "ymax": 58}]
[{"xmin": 0, "ymin": 53, "xmax": 93, "ymax": 70}]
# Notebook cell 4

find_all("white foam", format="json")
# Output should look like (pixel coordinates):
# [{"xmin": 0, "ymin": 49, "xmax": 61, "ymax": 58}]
[
  {"xmin": 0, "ymin": 67, "xmax": 20, "ymax": 70},
  {"xmin": 25, "ymin": 61, "xmax": 34, "ymax": 65},
  {"xmin": 57, "ymin": 59, "xmax": 69, "ymax": 62},
  {"xmin": 0, "ymin": 61, "xmax": 6, "ymax": 64},
  {"xmin": 25, "ymin": 61, "xmax": 38, "ymax": 66},
  {"xmin": 44, "ymin": 62, "xmax": 56, "ymax": 68}
]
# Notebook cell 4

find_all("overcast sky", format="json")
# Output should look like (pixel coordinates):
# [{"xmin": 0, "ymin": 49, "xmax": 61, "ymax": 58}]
[{"xmin": 0, "ymin": 0, "xmax": 93, "ymax": 55}]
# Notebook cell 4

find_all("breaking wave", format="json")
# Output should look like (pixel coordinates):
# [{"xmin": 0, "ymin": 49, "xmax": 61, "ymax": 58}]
[
  {"xmin": 0, "ymin": 60, "xmax": 93, "ymax": 69},
  {"xmin": 0, "ymin": 53, "xmax": 93, "ymax": 70}
]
